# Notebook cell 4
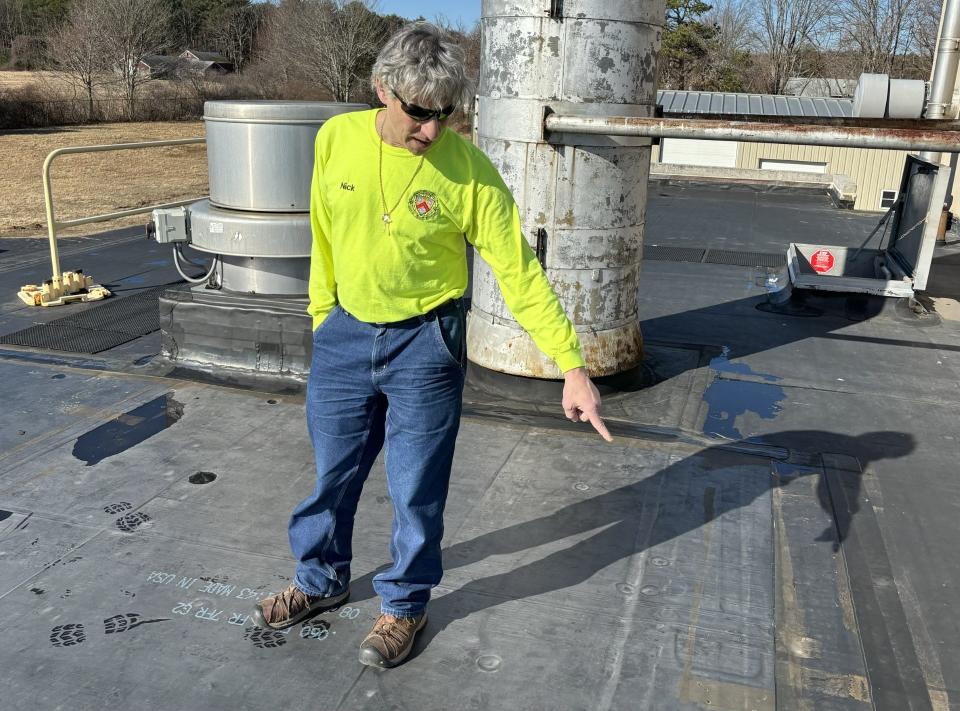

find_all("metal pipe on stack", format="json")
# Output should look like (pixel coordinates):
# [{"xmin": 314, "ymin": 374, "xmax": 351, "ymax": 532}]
[
  {"xmin": 921, "ymin": 0, "xmax": 960, "ymax": 163},
  {"xmin": 468, "ymin": 0, "xmax": 663, "ymax": 379}
]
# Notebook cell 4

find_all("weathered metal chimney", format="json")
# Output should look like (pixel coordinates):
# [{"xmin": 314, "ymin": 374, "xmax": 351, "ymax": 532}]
[
  {"xmin": 921, "ymin": 0, "xmax": 960, "ymax": 163},
  {"xmin": 468, "ymin": 0, "xmax": 663, "ymax": 379}
]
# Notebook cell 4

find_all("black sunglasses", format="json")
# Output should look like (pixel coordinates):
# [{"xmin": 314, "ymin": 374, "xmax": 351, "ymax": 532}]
[{"xmin": 392, "ymin": 91, "xmax": 455, "ymax": 122}]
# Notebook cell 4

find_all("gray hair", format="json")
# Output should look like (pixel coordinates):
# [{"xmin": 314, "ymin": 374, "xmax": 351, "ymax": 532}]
[{"xmin": 371, "ymin": 21, "xmax": 471, "ymax": 110}]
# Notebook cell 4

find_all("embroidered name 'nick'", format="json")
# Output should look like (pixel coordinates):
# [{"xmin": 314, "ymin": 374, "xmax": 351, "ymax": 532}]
[{"xmin": 340, "ymin": 182, "xmax": 355, "ymax": 191}]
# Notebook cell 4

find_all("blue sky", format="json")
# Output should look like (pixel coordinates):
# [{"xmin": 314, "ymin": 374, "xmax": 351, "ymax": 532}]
[{"xmin": 377, "ymin": 1, "xmax": 480, "ymax": 28}]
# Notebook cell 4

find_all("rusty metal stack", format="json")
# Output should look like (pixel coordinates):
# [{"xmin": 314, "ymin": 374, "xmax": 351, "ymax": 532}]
[{"xmin": 467, "ymin": 0, "xmax": 663, "ymax": 378}]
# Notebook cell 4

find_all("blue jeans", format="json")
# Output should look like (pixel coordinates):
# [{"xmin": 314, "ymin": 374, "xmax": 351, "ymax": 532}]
[{"xmin": 288, "ymin": 300, "xmax": 466, "ymax": 618}]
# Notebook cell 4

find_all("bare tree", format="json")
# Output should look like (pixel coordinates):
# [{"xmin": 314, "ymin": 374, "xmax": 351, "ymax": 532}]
[
  {"xmin": 90, "ymin": 0, "xmax": 170, "ymax": 119},
  {"xmin": 752, "ymin": 0, "xmax": 833, "ymax": 93},
  {"xmin": 834, "ymin": 0, "xmax": 918, "ymax": 75},
  {"xmin": 464, "ymin": 23, "xmax": 481, "ymax": 86},
  {"xmin": 46, "ymin": 0, "xmax": 108, "ymax": 121},
  {"xmin": 264, "ymin": 0, "xmax": 385, "ymax": 102},
  {"xmin": 0, "ymin": 0, "xmax": 27, "ymax": 57},
  {"xmin": 702, "ymin": 0, "xmax": 754, "ymax": 90},
  {"xmin": 708, "ymin": 0, "xmax": 753, "ymax": 54},
  {"xmin": 205, "ymin": 3, "xmax": 265, "ymax": 73},
  {"xmin": 459, "ymin": 21, "xmax": 481, "ymax": 118},
  {"xmin": 1, "ymin": 0, "xmax": 65, "ymax": 56},
  {"xmin": 909, "ymin": 0, "xmax": 943, "ymax": 65}
]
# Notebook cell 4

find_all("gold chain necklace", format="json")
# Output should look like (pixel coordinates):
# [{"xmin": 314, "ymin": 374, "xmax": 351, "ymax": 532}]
[{"xmin": 377, "ymin": 112, "xmax": 425, "ymax": 233}]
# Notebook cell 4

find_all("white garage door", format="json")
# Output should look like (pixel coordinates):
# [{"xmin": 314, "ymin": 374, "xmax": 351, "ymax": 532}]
[
  {"xmin": 759, "ymin": 159, "xmax": 828, "ymax": 174},
  {"xmin": 660, "ymin": 138, "xmax": 738, "ymax": 168}
]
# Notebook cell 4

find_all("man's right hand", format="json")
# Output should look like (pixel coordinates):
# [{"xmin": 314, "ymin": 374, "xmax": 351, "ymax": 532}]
[{"xmin": 561, "ymin": 367, "xmax": 613, "ymax": 442}]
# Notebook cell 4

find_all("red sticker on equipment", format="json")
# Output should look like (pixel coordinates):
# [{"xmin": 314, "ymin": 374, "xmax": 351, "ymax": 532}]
[{"xmin": 810, "ymin": 249, "xmax": 835, "ymax": 273}]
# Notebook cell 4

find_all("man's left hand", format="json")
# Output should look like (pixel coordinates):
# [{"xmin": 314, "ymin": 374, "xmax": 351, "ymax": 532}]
[{"xmin": 561, "ymin": 367, "xmax": 613, "ymax": 442}]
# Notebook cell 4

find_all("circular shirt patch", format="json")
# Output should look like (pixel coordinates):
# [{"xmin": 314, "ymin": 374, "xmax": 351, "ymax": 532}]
[{"xmin": 408, "ymin": 190, "xmax": 441, "ymax": 220}]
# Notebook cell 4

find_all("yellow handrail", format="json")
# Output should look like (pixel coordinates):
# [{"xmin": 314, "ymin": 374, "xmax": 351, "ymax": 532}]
[{"xmin": 41, "ymin": 137, "xmax": 207, "ymax": 283}]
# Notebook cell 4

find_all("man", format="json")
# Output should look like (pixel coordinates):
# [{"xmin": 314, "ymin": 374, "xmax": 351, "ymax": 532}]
[{"xmin": 253, "ymin": 22, "xmax": 611, "ymax": 669}]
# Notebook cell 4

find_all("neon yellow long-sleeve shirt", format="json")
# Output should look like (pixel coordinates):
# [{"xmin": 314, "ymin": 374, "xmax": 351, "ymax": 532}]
[{"xmin": 308, "ymin": 109, "xmax": 585, "ymax": 373}]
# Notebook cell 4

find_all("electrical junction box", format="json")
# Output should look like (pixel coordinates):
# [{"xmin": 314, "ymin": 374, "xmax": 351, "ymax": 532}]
[{"xmin": 152, "ymin": 206, "xmax": 190, "ymax": 244}]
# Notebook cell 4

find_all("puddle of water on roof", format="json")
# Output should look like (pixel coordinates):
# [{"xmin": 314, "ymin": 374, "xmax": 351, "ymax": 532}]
[{"xmin": 703, "ymin": 348, "xmax": 785, "ymax": 439}]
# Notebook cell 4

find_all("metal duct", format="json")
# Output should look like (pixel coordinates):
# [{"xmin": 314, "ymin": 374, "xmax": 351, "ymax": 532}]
[
  {"xmin": 205, "ymin": 101, "xmax": 367, "ymax": 212},
  {"xmin": 469, "ymin": 0, "xmax": 662, "ymax": 379},
  {"xmin": 922, "ymin": 0, "xmax": 960, "ymax": 161},
  {"xmin": 190, "ymin": 100, "xmax": 365, "ymax": 295}
]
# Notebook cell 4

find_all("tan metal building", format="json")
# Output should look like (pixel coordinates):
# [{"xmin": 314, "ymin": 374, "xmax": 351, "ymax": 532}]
[
  {"xmin": 735, "ymin": 143, "xmax": 914, "ymax": 211},
  {"xmin": 654, "ymin": 90, "xmax": 957, "ymax": 216}
]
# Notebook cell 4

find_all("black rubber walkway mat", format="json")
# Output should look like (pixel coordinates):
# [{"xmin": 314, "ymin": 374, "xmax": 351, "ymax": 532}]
[
  {"xmin": 0, "ymin": 287, "xmax": 165, "ymax": 354},
  {"xmin": 704, "ymin": 249, "xmax": 787, "ymax": 268},
  {"xmin": 643, "ymin": 245, "xmax": 706, "ymax": 263}
]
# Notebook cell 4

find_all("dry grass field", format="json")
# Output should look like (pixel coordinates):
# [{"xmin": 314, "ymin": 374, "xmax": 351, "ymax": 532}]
[
  {"xmin": 0, "ymin": 69, "xmax": 87, "ymax": 101},
  {"xmin": 0, "ymin": 70, "xmax": 66, "ymax": 89},
  {"xmin": 0, "ymin": 68, "xmax": 186, "ymax": 97},
  {"xmin": 0, "ymin": 121, "xmax": 207, "ymax": 238}
]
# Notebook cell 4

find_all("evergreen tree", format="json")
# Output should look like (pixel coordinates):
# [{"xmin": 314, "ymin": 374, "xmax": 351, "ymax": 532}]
[{"xmin": 660, "ymin": 0, "xmax": 717, "ymax": 90}]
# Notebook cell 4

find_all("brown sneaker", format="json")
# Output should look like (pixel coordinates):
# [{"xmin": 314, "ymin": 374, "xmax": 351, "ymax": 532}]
[
  {"xmin": 251, "ymin": 584, "xmax": 349, "ymax": 630},
  {"xmin": 358, "ymin": 613, "xmax": 427, "ymax": 668}
]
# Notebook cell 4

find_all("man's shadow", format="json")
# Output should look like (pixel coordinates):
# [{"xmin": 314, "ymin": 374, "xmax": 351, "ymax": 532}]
[{"xmin": 347, "ymin": 429, "xmax": 912, "ymax": 646}]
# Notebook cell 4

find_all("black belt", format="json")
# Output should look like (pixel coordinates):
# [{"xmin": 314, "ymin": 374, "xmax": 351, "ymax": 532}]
[{"xmin": 345, "ymin": 298, "xmax": 463, "ymax": 328}]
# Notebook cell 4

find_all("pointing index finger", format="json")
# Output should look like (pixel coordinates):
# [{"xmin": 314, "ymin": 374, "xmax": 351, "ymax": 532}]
[{"xmin": 588, "ymin": 412, "xmax": 614, "ymax": 442}]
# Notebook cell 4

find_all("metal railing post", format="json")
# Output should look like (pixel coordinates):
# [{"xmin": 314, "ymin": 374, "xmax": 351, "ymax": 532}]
[
  {"xmin": 21, "ymin": 137, "xmax": 207, "ymax": 307},
  {"xmin": 41, "ymin": 150, "xmax": 63, "ymax": 284}
]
